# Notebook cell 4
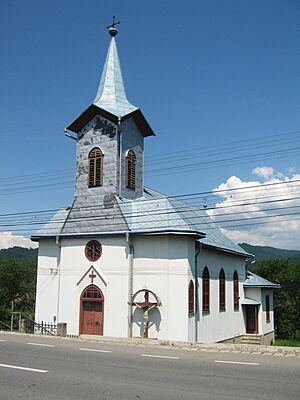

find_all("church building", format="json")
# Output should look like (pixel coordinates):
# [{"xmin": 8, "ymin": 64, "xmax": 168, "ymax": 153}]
[{"xmin": 33, "ymin": 23, "xmax": 279, "ymax": 344}]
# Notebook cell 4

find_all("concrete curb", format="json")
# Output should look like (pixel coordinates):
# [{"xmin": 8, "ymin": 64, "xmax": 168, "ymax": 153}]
[
  {"xmin": 1, "ymin": 331, "xmax": 299, "ymax": 356},
  {"xmin": 79, "ymin": 335, "xmax": 300, "ymax": 356}
]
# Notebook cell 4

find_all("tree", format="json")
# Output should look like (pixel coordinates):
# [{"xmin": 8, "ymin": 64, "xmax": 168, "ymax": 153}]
[
  {"xmin": 252, "ymin": 260, "xmax": 300, "ymax": 338},
  {"xmin": 0, "ymin": 260, "xmax": 37, "ymax": 325}
]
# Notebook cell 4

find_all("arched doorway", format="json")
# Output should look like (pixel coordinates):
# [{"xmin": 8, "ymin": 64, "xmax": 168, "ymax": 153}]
[{"xmin": 79, "ymin": 285, "xmax": 104, "ymax": 335}]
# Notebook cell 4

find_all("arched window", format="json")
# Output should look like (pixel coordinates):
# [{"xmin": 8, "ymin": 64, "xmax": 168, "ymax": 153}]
[
  {"xmin": 233, "ymin": 270, "xmax": 239, "ymax": 311},
  {"xmin": 202, "ymin": 267, "xmax": 210, "ymax": 313},
  {"xmin": 88, "ymin": 148, "xmax": 103, "ymax": 188},
  {"xmin": 219, "ymin": 268, "xmax": 226, "ymax": 312},
  {"xmin": 81, "ymin": 284, "xmax": 103, "ymax": 300},
  {"xmin": 188, "ymin": 280, "xmax": 195, "ymax": 315},
  {"xmin": 125, "ymin": 150, "xmax": 136, "ymax": 190}
]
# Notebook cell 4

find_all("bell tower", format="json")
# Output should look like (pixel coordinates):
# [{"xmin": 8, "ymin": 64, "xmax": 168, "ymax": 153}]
[{"xmin": 62, "ymin": 20, "xmax": 154, "ymax": 235}]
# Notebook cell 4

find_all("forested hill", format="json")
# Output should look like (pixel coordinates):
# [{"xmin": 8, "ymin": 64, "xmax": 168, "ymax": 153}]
[
  {"xmin": 1, "ymin": 244, "xmax": 300, "ymax": 263},
  {"xmin": 239, "ymin": 243, "xmax": 300, "ymax": 263},
  {"xmin": 0, "ymin": 246, "xmax": 38, "ymax": 263}
]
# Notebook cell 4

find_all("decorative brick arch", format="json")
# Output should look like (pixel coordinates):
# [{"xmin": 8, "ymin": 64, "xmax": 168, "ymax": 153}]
[{"xmin": 79, "ymin": 285, "xmax": 104, "ymax": 335}]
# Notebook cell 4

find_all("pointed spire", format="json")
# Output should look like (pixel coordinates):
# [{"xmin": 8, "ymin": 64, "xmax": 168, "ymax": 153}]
[{"xmin": 93, "ymin": 24, "xmax": 138, "ymax": 117}]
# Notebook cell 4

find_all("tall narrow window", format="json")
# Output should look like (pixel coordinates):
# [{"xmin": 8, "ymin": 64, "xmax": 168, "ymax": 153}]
[
  {"xmin": 88, "ymin": 148, "xmax": 103, "ymax": 188},
  {"xmin": 202, "ymin": 267, "xmax": 210, "ymax": 313},
  {"xmin": 233, "ymin": 270, "xmax": 239, "ymax": 311},
  {"xmin": 188, "ymin": 280, "xmax": 195, "ymax": 315},
  {"xmin": 219, "ymin": 268, "xmax": 226, "ymax": 312},
  {"xmin": 125, "ymin": 150, "xmax": 136, "ymax": 190},
  {"xmin": 266, "ymin": 295, "xmax": 270, "ymax": 323}
]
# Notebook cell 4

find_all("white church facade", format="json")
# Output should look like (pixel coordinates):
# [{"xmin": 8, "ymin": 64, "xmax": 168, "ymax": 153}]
[{"xmin": 33, "ymin": 24, "xmax": 279, "ymax": 344}]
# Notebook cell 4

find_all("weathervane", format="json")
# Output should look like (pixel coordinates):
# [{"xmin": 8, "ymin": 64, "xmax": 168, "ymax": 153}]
[{"xmin": 107, "ymin": 16, "xmax": 120, "ymax": 37}]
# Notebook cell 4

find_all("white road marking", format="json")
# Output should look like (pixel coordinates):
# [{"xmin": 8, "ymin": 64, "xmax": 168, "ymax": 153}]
[
  {"xmin": 0, "ymin": 363, "xmax": 48, "ymax": 373},
  {"xmin": 142, "ymin": 354, "xmax": 179, "ymax": 360},
  {"xmin": 79, "ymin": 348, "xmax": 112, "ymax": 353},
  {"xmin": 0, "ymin": 340, "xmax": 6, "ymax": 342},
  {"xmin": 214, "ymin": 360, "xmax": 259, "ymax": 366},
  {"xmin": 27, "ymin": 342, "xmax": 55, "ymax": 347}
]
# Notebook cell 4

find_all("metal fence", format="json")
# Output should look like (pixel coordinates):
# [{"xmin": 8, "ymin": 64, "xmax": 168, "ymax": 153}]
[{"xmin": 34, "ymin": 321, "xmax": 57, "ymax": 336}]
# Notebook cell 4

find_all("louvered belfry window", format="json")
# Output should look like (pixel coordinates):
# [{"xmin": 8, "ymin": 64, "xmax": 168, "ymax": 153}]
[
  {"xmin": 88, "ymin": 148, "xmax": 103, "ymax": 188},
  {"xmin": 125, "ymin": 150, "xmax": 136, "ymax": 190}
]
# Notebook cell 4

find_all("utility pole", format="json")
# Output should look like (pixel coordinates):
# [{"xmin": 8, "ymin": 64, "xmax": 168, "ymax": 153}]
[{"xmin": 10, "ymin": 300, "xmax": 14, "ymax": 331}]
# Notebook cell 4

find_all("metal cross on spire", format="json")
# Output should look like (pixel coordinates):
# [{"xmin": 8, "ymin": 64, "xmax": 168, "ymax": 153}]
[{"xmin": 107, "ymin": 16, "xmax": 120, "ymax": 37}]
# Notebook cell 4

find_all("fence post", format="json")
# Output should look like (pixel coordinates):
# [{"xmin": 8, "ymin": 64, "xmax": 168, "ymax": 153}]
[{"xmin": 57, "ymin": 323, "xmax": 67, "ymax": 337}]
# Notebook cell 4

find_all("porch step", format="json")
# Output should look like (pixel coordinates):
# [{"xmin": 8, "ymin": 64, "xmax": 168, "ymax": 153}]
[{"xmin": 240, "ymin": 335, "xmax": 262, "ymax": 345}]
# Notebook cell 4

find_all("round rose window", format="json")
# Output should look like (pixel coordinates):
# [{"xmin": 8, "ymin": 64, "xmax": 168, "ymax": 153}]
[{"xmin": 85, "ymin": 240, "xmax": 102, "ymax": 261}]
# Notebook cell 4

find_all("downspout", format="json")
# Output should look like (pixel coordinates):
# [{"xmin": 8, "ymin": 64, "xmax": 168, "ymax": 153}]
[
  {"xmin": 55, "ymin": 203, "xmax": 74, "ymax": 324},
  {"xmin": 118, "ymin": 116, "xmax": 122, "ymax": 198},
  {"xmin": 126, "ymin": 232, "xmax": 134, "ymax": 337},
  {"xmin": 195, "ymin": 241, "xmax": 202, "ymax": 342},
  {"xmin": 55, "ymin": 235, "xmax": 62, "ymax": 322}
]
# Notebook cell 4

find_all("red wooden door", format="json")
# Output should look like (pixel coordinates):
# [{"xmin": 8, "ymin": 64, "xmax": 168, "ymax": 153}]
[
  {"xmin": 246, "ymin": 305, "xmax": 258, "ymax": 334},
  {"xmin": 80, "ymin": 285, "xmax": 104, "ymax": 335},
  {"xmin": 81, "ymin": 301, "xmax": 103, "ymax": 335}
]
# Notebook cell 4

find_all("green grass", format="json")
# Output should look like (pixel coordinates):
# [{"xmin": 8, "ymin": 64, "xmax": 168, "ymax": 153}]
[{"xmin": 274, "ymin": 338, "xmax": 300, "ymax": 347}]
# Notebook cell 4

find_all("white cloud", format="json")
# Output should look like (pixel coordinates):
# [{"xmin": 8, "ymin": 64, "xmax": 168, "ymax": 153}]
[
  {"xmin": 252, "ymin": 166, "xmax": 274, "ymax": 180},
  {"xmin": 0, "ymin": 232, "xmax": 38, "ymax": 250},
  {"xmin": 208, "ymin": 169, "xmax": 300, "ymax": 250}
]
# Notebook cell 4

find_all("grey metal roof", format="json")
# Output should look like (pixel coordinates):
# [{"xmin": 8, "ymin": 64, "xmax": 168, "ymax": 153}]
[
  {"xmin": 243, "ymin": 272, "xmax": 280, "ymax": 288},
  {"xmin": 33, "ymin": 208, "xmax": 70, "ymax": 237},
  {"xmin": 67, "ymin": 35, "xmax": 154, "ymax": 137},
  {"xmin": 93, "ymin": 36, "xmax": 138, "ymax": 117},
  {"xmin": 32, "ymin": 187, "xmax": 250, "ymax": 257}
]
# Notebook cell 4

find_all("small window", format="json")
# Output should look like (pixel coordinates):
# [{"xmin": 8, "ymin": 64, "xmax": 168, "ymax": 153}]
[
  {"xmin": 125, "ymin": 150, "xmax": 136, "ymax": 190},
  {"xmin": 202, "ymin": 267, "xmax": 210, "ymax": 313},
  {"xmin": 233, "ymin": 270, "xmax": 239, "ymax": 311},
  {"xmin": 219, "ymin": 268, "xmax": 226, "ymax": 312},
  {"xmin": 85, "ymin": 240, "xmax": 102, "ymax": 262},
  {"xmin": 266, "ymin": 295, "xmax": 270, "ymax": 323},
  {"xmin": 188, "ymin": 280, "xmax": 195, "ymax": 315},
  {"xmin": 88, "ymin": 148, "xmax": 103, "ymax": 188}
]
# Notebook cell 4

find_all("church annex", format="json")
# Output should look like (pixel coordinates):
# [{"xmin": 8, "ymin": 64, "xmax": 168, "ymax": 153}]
[{"xmin": 33, "ymin": 23, "xmax": 279, "ymax": 344}]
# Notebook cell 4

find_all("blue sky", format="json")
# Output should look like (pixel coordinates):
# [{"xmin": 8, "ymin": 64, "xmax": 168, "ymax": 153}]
[{"xmin": 1, "ymin": 0, "xmax": 300, "ymax": 249}]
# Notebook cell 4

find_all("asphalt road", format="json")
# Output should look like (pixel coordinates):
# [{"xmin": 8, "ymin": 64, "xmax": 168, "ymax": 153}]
[{"xmin": 0, "ymin": 333, "xmax": 299, "ymax": 400}]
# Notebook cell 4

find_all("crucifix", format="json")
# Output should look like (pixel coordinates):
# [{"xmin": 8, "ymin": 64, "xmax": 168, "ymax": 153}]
[
  {"xmin": 132, "ymin": 290, "xmax": 160, "ymax": 338},
  {"xmin": 107, "ymin": 16, "xmax": 120, "ymax": 37},
  {"xmin": 89, "ymin": 269, "xmax": 96, "ymax": 283}
]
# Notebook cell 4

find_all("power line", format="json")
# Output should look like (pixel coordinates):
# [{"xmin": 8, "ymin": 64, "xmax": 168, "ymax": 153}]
[
  {"xmin": 0, "ymin": 178, "xmax": 299, "ymax": 219},
  {"xmin": 1, "ymin": 129, "xmax": 299, "ymax": 184}
]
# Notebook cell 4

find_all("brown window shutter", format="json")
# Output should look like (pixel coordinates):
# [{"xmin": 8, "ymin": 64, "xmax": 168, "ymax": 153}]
[
  {"xmin": 233, "ymin": 270, "xmax": 239, "ymax": 311},
  {"xmin": 202, "ymin": 267, "xmax": 210, "ymax": 313},
  {"xmin": 188, "ymin": 280, "xmax": 195, "ymax": 315},
  {"xmin": 219, "ymin": 268, "xmax": 226, "ymax": 312}
]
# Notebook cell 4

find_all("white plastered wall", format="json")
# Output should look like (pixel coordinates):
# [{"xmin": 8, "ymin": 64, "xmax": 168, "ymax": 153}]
[
  {"xmin": 196, "ymin": 247, "xmax": 247, "ymax": 343},
  {"xmin": 131, "ymin": 235, "xmax": 193, "ymax": 342},
  {"xmin": 35, "ymin": 239, "xmax": 60, "ymax": 325},
  {"xmin": 36, "ymin": 236, "xmax": 129, "ymax": 336}
]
